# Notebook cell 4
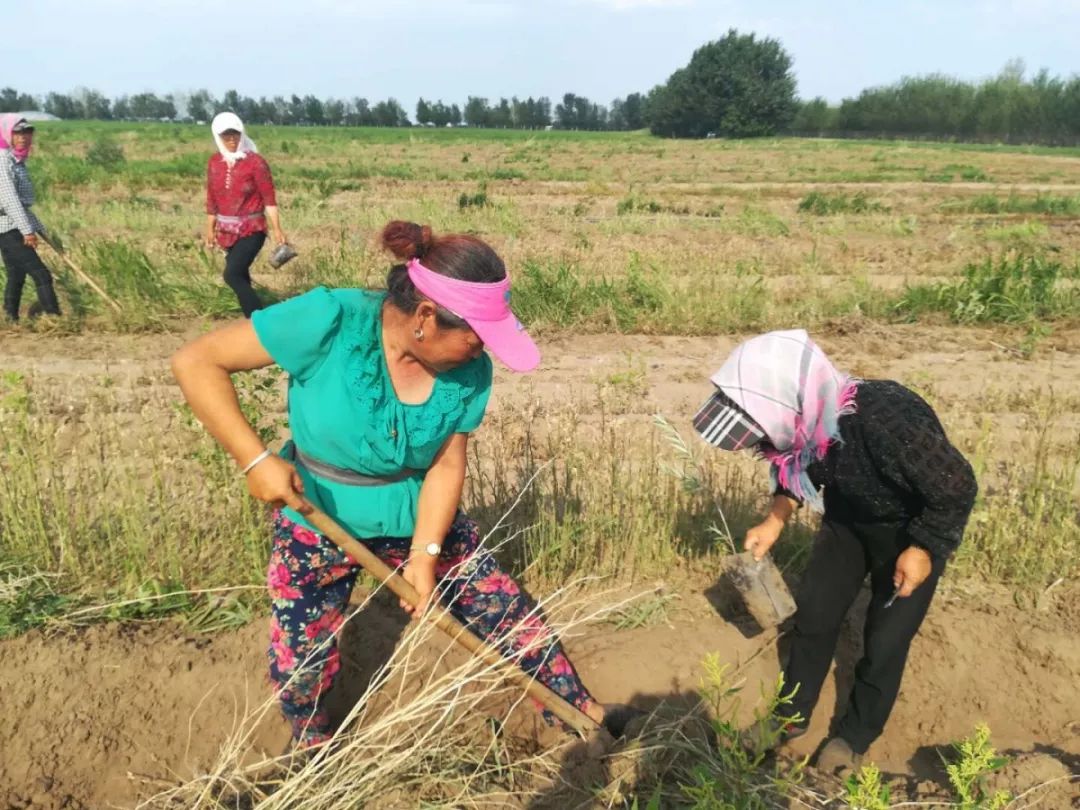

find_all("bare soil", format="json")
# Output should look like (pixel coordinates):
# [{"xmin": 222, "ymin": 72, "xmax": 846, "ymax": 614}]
[{"xmin": 0, "ymin": 579, "xmax": 1077, "ymax": 809}]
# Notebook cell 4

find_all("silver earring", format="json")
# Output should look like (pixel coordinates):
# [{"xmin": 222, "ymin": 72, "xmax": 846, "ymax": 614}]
[{"xmin": 414, "ymin": 327, "xmax": 424, "ymax": 341}]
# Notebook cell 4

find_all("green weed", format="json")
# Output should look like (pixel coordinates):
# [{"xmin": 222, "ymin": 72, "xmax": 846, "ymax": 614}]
[
  {"xmin": 458, "ymin": 188, "xmax": 491, "ymax": 209},
  {"xmin": 617, "ymin": 195, "xmax": 664, "ymax": 215},
  {"xmin": 0, "ymin": 370, "xmax": 280, "ymax": 605},
  {"xmin": 735, "ymin": 205, "xmax": 789, "ymax": 236},
  {"xmin": 944, "ymin": 193, "xmax": 1080, "ymax": 215},
  {"xmin": 983, "ymin": 220, "xmax": 1049, "ymax": 245},
  {"xmin": 606, "ymin": 591, "xmax": 676, "ymax": 630},
  {"xmin": 0, "ymin": 565, "xmax": 74, "ymax": 638},
  {"xmin": 798, "ymin": 191, "xmax": 889, "ymax": 215},
  {"xmin": 923, "ymin": 163, "xmax": 991, "ymax": 183},
  {"xmin": 677, "ymin": 658, "xmax": 806, "ymax": 808},
  {"xmin": 945, "ymin": 724, "xmax": 1011, "ymax": 809},
  {"xmin": 845, "ymin": 764, "xmax": 892, "ymax": 810},
  {"xmin": 958, "ymin": 398, "xmax": 1080, "ymax": 585}
]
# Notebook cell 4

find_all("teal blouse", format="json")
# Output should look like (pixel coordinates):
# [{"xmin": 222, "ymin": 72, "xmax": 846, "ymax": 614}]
[{"xmin": 251, "ymin": 287, "xmax": 493, "ymax": 539}]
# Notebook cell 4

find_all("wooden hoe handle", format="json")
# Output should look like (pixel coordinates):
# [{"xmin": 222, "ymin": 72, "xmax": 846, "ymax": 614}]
[
  {"xmin": 303, "ymin": 506, "xmax": 602, "ymax": 739},
  {"xmin": 40, "ymin": 233, "xmax": 124, "ymax": 314}
]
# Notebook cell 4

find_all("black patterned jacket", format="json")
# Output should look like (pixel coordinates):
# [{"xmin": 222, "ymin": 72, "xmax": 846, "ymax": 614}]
[{"xmin": 778, "ymin": 380, "xmax": 978, "ymax": 560}]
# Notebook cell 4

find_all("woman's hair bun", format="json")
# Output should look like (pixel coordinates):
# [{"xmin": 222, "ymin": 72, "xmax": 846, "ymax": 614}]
[{"xmin": 381, "ymin": 220, "xmax": 435, "ymax": 261}]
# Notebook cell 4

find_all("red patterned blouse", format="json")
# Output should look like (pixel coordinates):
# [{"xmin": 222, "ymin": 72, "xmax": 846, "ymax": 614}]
[{"xmin": 205, "ymin": 153, "xmax": 278, "ymax": 249}]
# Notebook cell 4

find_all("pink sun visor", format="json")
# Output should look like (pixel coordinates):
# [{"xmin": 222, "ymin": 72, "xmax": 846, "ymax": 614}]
[{"xmin": 406, "ymin": 258, "xmax": 540, "ymax": 373}]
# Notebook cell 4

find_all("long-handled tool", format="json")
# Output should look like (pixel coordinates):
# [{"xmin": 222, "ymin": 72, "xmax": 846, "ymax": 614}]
[
  {"xmin": 39, "ymin": 233, "xmax": 123, "ymax": 314},
  {"xmin": 302, "ymin": 505, "xmax": 603, "ymax": 740}
]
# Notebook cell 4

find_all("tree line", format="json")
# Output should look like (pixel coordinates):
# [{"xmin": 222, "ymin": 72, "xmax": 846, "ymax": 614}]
[
  {"xmin": 0, "ymin": 86, "xmax": 645, "ymax": 132},
  {"xmin": 792, "ymin": 60, "xmax": 1080, "ymax": 144},
  {"xmin": 0, "ymin": 87, "xmax": 415, "ymax": 129},
  {"xmin": 6, "ymin": 33, "xmax": 1080, "ymax": 145}
]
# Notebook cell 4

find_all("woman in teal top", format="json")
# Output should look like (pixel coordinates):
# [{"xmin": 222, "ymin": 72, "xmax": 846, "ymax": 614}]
[{"xmin": 173, "ymin": 221, "xmax": 626, "ymax": 748}]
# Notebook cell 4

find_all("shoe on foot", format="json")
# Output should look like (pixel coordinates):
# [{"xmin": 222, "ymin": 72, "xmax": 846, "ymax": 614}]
[
  {"xmin": 601, "ymin": 703, "xmax": 646, "ymax": 739},
  {"xmin": 739, "ymin": 717, "xmax": 807, "ymax": 756},
  {"xmin": 816, "ymin": 736, "xmax": 863, "ymax": 778}
]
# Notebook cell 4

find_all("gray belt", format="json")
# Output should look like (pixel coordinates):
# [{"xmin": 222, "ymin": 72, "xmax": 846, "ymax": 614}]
[{"xmin": 284, "ymin": 441, "xmax": 417, "ymax": 487}]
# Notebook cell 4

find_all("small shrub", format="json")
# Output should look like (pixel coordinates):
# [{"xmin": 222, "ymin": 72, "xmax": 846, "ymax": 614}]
[
  {"xmin": 617, "ymin": 195, "xmax": 663, "ymax": 215},
  {"xmin": 85, "ymin": 137, "xmax": 126, "ymax": 172},
  {"xmin": 316, "ymin": 176, "xmax": 339, "ymax": 200},
  {"xmin": 458, "ymin": 188, "xmax": 490, "ymax": 209},
  {"xmin": 737, "ymin": 205, "xmax": 790, "ymax": 236},
  {"xmin": 895, "ymin": 252, "xmax": 1078, "ymax": 324}
]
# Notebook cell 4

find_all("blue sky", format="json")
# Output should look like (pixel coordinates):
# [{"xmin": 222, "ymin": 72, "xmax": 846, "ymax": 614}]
[{"xmin": 12, "ymin": 0, "xmax": 1080, "ymax": 106}]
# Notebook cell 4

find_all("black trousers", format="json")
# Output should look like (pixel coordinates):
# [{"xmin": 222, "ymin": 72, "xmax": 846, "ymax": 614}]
[
  {"xmin": 0, "ymin": 229, "xmax": 60, "ymax": 320},
  {"xmin": 223, "ymin": 232, "xmax": 266, "ymax": 318},
  {"xmin": 785, "ymin": 519, "xmax": 946, "ymax": 754}
]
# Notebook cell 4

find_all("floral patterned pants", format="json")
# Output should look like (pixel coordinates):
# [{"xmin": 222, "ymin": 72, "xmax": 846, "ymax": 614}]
[{"xmin": 267, "ymin": 510, "xmax": 596, "ymax": 746}]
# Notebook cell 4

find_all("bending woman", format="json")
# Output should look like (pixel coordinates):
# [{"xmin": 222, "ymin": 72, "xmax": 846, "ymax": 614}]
[
  {"xmin": 694, "ymin": 330, "xmax": 977, "ymax": 776},
  {"xmin": 173, "ymin": 221, "xmax": 629, "ymax": 748},
  {"xmin": 0, "ymin": 115, "xmax": 60, "ymax": 321},
  {"xmin": 204, "ymin": 112, "xmax": 286, "ymax": 317}
]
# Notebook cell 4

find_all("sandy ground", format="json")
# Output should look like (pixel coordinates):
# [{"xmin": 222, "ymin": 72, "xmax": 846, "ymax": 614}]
[{"xmin": 1, "ymin": 323, "xmax": 1079, "ymax": 807}]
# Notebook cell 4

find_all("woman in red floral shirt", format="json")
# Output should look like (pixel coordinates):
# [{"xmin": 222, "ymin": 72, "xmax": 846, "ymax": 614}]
[{"xmin": 204, "ymin": 112, "xmax": 287, "ymax": 317}]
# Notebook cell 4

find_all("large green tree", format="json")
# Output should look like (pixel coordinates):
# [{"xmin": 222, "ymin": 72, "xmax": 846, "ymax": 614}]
[{"xmin": 647, "ymin": 29, "xmax": 797, "ymax": 138}]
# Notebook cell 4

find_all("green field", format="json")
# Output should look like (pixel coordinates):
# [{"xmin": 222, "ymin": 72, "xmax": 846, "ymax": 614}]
[
  {"xmin": 4, "ymin": 119, "xmax": 1079, "ymax": 612},
  {"xmin": 13, "ymin": 121, "xmax": 1080, "ymax": 333}
]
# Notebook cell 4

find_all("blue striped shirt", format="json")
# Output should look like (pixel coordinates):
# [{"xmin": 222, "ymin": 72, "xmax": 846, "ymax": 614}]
[{"xmin": 0, "ymin": 150, "xmax": 42, "ymax": 236}]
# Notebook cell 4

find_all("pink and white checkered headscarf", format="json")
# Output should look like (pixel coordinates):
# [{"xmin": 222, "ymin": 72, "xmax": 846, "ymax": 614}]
[
  {"xmin": 710, "ymin": 329, "xmax": 859, "ymax": 511},
  {"xmin": 0, "ymin": 115, "xmax": 31, "ymax": 162}
]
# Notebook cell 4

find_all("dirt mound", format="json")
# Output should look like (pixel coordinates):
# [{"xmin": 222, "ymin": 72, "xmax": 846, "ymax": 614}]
[
  {"xmin": 0, "ymin": 622, "xmax": 284, "ymax": 809},
  {"xmin": 1, "ymin": 581, "xmax": 1077, "ymax": 808}
]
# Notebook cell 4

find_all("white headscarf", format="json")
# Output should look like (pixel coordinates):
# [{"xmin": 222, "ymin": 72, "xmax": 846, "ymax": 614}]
[{"xmin": 211, "ymin": 112, "xmax": 258, "ymax": 167}]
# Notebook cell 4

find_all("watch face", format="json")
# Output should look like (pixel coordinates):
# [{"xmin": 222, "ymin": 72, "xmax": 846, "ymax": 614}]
[{"xmin": 426, "ymin": 542, "xmax": 441, "ymax": 557}]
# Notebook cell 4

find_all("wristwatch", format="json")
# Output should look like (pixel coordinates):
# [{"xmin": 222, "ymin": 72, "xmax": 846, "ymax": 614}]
[{"xmin": 411, "ymin": 542, "xmax": 441, "ymax": 557}]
